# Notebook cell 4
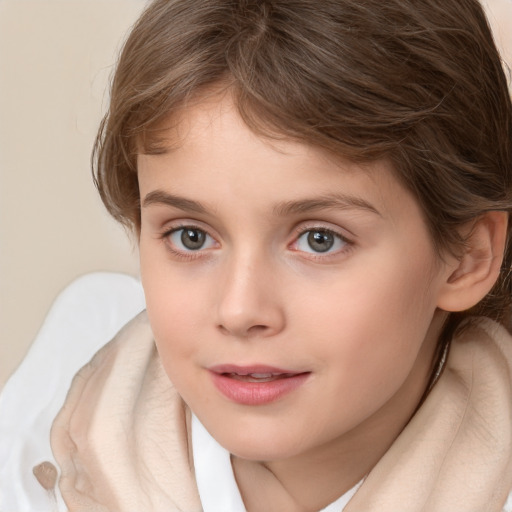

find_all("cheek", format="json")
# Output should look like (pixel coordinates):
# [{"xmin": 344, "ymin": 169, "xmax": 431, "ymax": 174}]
[
  {"xmin": 140, "ymin": 247, "xmax": 206, "ymax": 367},
  {"xmin": 144, "ymin": 289, "xmax": 206, "ymax": 403},
  {"xmin": 303, "ymin": 259, "xmax": 433, "ymax": 340},
  {"xmin": 144, "ymin": 281, "xmax": 205, "ymax": 356},
  {"xmin": 300, "ymin": 254, "xmax": 438, "ymax": 386}
]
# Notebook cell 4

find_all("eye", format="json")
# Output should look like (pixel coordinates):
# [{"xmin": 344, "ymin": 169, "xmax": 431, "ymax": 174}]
[
  {"xmin": 295, "ymin": 229, "xmax": 347, "ymax": 254},
  {"xmin": 167, "ymin": 227, "xmax": 216, "ymax": 252}
]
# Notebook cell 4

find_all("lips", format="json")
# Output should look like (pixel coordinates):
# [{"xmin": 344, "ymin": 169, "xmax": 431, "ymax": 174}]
[{"xmin": 208, "ymin": 365, "xmax": 310, "ymax": 405}]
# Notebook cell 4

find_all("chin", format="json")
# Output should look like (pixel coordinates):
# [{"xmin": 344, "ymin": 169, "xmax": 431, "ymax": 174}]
[{"xmin": 211, "ymin": 422, "xmax": 311, "ymax": 462}]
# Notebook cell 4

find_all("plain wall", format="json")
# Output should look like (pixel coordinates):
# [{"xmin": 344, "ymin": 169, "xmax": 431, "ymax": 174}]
[
  {"xmin": 0, "ymin": 0, "xmax": 511, "ymax": 390},
  {"xmin": 0, "ymin": 1, "xmax": 146, "ymax": 388}
]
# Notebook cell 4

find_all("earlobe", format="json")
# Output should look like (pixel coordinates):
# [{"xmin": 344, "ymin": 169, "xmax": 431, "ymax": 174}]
[{"xmin": 437, "ymin": 211, "xmax": 508, "ymax": 312}]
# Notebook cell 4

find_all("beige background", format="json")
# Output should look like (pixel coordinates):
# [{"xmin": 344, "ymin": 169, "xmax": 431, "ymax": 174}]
[
  {"xmin": 0, "ymin": 1, "xmax": 146, "ymax": 388},
  {"xmin": 0, "ymin": 0, "xmax": 511, "ymax": 389}
]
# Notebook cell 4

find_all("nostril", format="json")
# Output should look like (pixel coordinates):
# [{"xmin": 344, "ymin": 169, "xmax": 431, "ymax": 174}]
[
  {"xmin": 217, "ymin": 324, "xmax": 230, "ymax": 335},
  {"xmin": 218, "ymin": 323, "xmax": 271, "ymax": 337},
  {"xmin": 247, "ymin": 325, "xmax": 269, "ymax": 334}
]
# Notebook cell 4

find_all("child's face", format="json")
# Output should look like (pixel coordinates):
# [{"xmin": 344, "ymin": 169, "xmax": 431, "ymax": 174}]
[{"xmin": 138, "ymin": 94, "xmax": 453, "ymax": 463}]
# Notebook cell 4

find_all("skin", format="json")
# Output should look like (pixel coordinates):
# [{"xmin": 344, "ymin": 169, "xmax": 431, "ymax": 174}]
[{"xmin": 137, "ymin": 94, "xmax": 459, "ymax": 511}]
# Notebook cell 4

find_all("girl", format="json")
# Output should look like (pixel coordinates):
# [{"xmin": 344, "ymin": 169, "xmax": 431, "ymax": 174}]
[{"xmin": 31, "ymin": 0, "xmax": 512, "ymax": 510}]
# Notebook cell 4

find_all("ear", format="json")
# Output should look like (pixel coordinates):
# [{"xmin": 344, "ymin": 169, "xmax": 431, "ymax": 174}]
[{"xmin": 437, "ymin": 211, "xmax": 508, "ymax": 312}]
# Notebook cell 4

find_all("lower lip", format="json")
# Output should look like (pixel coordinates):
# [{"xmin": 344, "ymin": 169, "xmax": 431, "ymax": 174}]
[{"xmin": 209, "ymin": 372, "xmax": 310, "ymax": 405}]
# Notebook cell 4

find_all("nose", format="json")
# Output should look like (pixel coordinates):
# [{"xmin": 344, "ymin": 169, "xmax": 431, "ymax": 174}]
[{"xmin": 215, "ymin": 252, "xmax": 286, "ymax": 339}]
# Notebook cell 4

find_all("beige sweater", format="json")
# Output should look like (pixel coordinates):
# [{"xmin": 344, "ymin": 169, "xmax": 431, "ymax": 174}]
[{"xmin": 47, "ymin": 312, "xmax": 512, "ymax": 511}]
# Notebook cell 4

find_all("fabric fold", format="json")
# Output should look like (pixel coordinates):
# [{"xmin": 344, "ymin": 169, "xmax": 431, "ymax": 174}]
[
  {"xmin": 346, "ymin": 318, "xmax": 512, "ymax": 512},
  {"xmin": 50, "ymin": 311, "xmax": 202, "ymax": 512}
]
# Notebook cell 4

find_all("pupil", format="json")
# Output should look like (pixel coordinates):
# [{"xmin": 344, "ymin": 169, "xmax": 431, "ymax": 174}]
[
  {"xmin": 181, "ymin": 228, "xmax": 205, "ymax": 250},
  {"xmin": 308, "ymin": 230, "xmax": 334, "ymax": 253}
]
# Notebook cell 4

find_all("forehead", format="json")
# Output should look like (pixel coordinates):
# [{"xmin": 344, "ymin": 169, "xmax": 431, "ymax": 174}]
[{"xmin": 137, "ymin": 94, "xmax": 421, "ymax": 228}]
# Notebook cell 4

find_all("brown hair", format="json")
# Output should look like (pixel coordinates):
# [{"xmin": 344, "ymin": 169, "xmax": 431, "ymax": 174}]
[{"xmin": 94, "ymin": 0, "xmax": 512, "ymax": 334}]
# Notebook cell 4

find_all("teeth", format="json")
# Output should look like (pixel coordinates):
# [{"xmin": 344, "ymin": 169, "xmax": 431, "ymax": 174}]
[
  {"xmin": 227, "ymin": 372, "xmax": 282, "ymax": 378},
  {"xmin": 226, "ymin": 372, "xmax": 288, "ymax": 382}
]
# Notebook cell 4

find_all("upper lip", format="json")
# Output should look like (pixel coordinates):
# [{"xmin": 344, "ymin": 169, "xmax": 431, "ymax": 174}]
[{"xmin": 209, "ymin": 364, "xmax": 305, "ymax": 376}]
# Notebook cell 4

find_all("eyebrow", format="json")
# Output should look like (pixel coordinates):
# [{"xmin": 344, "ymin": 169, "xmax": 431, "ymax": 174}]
[
  {"xmin": 142, "ymin": 190, "xmax": 209, "ymax": 214},
  {"xmin": 273, "ymin": 194, "xmax": 381, "ymax": 217},
  {"xmin": 142, "ymin": 190, "xmax": 381, "ymax": 217}
]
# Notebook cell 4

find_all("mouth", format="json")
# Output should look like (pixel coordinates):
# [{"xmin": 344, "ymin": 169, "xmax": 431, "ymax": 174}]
[
  {"xmin": 226, "ymin": 372, "xmax": 299, "ymax": 383},
  {"xmin": 208, "ymin": 365, "xmax": 310, "ymax": 405}
]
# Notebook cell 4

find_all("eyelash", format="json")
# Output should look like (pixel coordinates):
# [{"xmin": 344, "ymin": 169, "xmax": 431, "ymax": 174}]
[{"xmin": 159, "ymin": 223, "xmax": 354, "ymax": 261}]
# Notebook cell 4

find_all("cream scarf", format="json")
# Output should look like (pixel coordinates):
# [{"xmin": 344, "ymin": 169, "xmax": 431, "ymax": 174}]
[{"xmin": 49, "ymin": 311, "xmax": 512, "ymax": 511}]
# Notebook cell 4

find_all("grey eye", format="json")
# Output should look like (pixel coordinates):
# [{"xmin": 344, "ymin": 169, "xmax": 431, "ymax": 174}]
[
  {"xmin": 181, "ymin": 228, "xmax": 206, "ymax": 250},
  {"xmin": 295, "ymin": 229, "xmax": 347, "ymax": 254},
  {"xmin": 307, "ymin": 230, "xmax": 335, "ymax": 252},
  {"xmin": 168, "ymin": 227, "xmax": 215, "ymax": 251}
]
